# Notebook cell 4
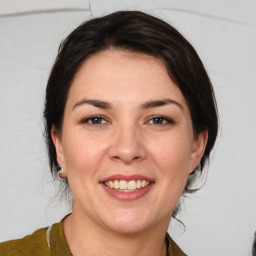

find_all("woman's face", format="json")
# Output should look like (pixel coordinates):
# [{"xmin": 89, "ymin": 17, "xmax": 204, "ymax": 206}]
[{"xmin": 53, "ymin": 50, "xmax": 207, "ymax": 234}]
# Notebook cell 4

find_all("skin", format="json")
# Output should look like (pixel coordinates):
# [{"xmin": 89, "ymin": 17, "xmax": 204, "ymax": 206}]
[{"xmin": 52, "ymin": 50, "xmax": 208, "ymax": 256}]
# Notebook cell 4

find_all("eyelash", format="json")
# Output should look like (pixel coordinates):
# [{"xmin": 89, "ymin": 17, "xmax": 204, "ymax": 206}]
[
  {"xmin": 81, "ymin": 115, "xmax": 109, "ymax": 125},
  {"xmin": 81, "ymin": 115, "xmax": 174, "ymax": 126},
  {"xmin": 146, "ymin": 115, "xmax": 174, "ymax": 125}
]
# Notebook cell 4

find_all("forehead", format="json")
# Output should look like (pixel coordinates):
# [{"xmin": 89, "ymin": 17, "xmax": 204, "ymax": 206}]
[{"xmin": 67, "ymin": 50, "xmax": 187, "ymax": 108}]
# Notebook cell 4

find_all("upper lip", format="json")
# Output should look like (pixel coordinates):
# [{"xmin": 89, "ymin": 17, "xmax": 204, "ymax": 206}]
[{"xmin": 99, "ymin": 174, "xmax": 154, "ymax": 183}]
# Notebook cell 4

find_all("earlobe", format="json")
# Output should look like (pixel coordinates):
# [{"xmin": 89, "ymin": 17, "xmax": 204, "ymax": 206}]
[
  {"xmin": 51, "ymin": 126, "xmax": 65, "ymax": 170},
  {"xmin": 189, "ymin": 129, "xmax": 208, "ymax": 174}
]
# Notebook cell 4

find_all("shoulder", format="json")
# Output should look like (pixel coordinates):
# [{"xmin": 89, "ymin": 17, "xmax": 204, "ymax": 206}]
[
  {"xmin": 0, "ymin": 227, "xmax": 50, "ymax": 256},
  {"xmin": 166, "ymin": 233, "xmax": 187, "ymax": 256},
  {"xmin": 49, "ymin": 219, "xmax": 72, "ymax": 255}
]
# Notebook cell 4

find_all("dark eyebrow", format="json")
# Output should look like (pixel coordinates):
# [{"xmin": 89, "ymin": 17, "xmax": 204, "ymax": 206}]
[
  {"xmin": 142, "ymin": 98, "xmax": 184, "ymax": 111},
  {"xmin": 72, "ymin": 99, "xmax": 112, "ymax": 110}
]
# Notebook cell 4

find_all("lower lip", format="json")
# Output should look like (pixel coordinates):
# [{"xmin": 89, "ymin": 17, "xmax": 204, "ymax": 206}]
[{"xmin": 101, "ymin": 183, "xmax": 154, "ymax": 201}]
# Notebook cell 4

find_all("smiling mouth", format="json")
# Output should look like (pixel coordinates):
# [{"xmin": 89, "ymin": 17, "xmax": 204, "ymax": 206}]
[{"xmin": 103, "ymin": 180, "xmax": 151, "ymax": 192}]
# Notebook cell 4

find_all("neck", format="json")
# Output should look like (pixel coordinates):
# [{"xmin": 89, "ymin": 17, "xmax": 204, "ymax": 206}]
[{"xmin": 63, "ymin": 210, "xmax": 170, "ymax": 256}]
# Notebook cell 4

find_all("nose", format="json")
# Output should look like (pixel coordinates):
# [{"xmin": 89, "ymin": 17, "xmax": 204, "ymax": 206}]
[{"xmin": 108, "ymin": 124, "xmax": 147, "ymax": 164}]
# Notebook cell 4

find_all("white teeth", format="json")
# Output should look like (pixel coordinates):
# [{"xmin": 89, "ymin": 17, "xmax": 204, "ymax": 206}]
[
  {"xmin": 141, "ymin": 180, "xmax": 149, "ymax": 188},
  {"xmin": 128, "ymin": 180, "xmax": 136, "ymax": 190},
  {"xmin": 109, "ymin": 180, "xmax": 114, "ymax": 188},
  {"xmin": 136, "ymin": 180, "xmax": 142, "ymax": 188},
  {"xmin": 114, "ymin": 180, "xmax": 119, "ymax": 189},
  {"xmin": 123, "ymin": 189, "xmax": 137, "ymax": 192},
  {"xmin": 104, "ymin": 179, "xmax": 150, "ymax": 191},
  {"xmin": 141, "ymin": 180, "xmax": 146, "ymax": 187},
  {"xmin": 120, "ymin": 180, "xmax": 128, "ymax": 189}
]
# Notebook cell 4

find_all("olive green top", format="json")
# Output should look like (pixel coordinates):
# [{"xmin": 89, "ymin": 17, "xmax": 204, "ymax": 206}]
[{"xmin": 0, "ymin": 219, "xmax": 186, "ymax": 256}]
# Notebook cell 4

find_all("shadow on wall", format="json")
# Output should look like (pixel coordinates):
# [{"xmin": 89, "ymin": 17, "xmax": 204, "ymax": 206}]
[
  {"xmin": 253, "ymin": 231, "xmax": 256, "ymax": 256},
  {"xmin": 0, "ymin": 0, "xmax": 91, "ymax": 18}
]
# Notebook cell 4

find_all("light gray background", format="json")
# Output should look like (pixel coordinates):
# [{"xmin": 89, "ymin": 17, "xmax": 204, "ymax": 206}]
[{"xmin": 0, "ymin": 1, "xmax": 255, "ymax": 255}]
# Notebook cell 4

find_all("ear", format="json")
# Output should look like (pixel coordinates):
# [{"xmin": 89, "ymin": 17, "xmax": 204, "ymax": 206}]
[
  {"xmin": 189, "ymin": 129, "xmax": 208, "ymax": 174},
  {"xmin": 51, "ymin": 126, "xmax": 67, "ymax": 177}
]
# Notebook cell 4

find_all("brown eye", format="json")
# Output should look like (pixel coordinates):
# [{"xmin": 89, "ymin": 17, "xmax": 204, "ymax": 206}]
[
  {"xmin": 82, "ymin": 116, "xmax": 108, "ymax": 125},
  {"xmin": 147, "ymin": 116, "xmax": 174, "ymax": 125},
  {"xmin": 89, "ymin": 117, "xmax": 103, "ymax": 124},
  {"xmin": 152, "ymin": 117, "xmax": 165, "ymax": 124}
]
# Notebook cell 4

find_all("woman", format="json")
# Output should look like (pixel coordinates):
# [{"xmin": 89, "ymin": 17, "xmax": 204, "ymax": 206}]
[{"xmin": 0, "ymin": 11, "xmax": 218, "ymax": 255}]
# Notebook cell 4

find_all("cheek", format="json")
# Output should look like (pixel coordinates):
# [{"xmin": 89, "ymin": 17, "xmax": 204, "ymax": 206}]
[
  {"xmin": 62, "ymin": 132, "xmax": 109, "ymax": 174},
  {"xmin": 149, "ymin": 135, "xmax": 193, "ymax": 198},
  {"xmin": 150, "ymin": 134, "xmax": 193, "ymax": 173}
]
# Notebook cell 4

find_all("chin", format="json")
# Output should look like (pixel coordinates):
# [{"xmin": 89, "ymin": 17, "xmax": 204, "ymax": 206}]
[
  {"xmin": 100, "ymin": 209, "xmax": 160, "ymax": 235},
  {"xmin": 107, "ymin": 220, "xmax": 150, "ymax": 235}
]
